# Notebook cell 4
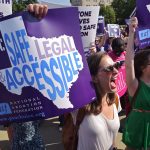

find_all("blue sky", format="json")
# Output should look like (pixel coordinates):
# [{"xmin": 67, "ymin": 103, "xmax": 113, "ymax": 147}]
[{"xmin": 38, "ymin": 0, "xmax": 71, "ymax": 5}]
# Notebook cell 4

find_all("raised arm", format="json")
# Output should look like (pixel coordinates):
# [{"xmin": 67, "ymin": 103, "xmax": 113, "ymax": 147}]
[{"xmin": 125, "ymin": 17, "xmax": 138, "ymax": 96}]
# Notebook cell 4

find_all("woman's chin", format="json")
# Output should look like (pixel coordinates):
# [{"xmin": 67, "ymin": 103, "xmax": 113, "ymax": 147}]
[{"xmin": 110, "ymin": 87, "xmax": 117, "ymax": 93}]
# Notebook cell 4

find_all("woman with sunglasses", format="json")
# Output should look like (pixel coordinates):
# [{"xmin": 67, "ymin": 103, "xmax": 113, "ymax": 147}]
[
  {"xmin": 122, "ymin": 17, "xmax": 150, "ymax": 150},
  {"xmin": 75, "ymin": 52, "xmax": 123, "ymax": 150}
]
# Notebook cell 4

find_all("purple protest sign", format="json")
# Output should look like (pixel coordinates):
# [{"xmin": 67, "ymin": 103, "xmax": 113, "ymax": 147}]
[
  {"xmin": 0, "ymin": 7, "xmax": 95, "ymax": 124},
  {"xmin": 136, "ymin": 0, "xmax": 150, "ymax": 49},
  {"xmin": 96, "ymin": 16, "xmax": 105, "ymax": 36}
]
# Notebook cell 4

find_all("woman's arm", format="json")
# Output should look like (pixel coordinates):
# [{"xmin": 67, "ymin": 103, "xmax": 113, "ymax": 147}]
[{"xmin": 125, "ymin": 17, "xmax": 138, "ymax": 96}]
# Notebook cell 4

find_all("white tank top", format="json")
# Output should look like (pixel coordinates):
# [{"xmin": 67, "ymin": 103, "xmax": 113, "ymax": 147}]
[{"xmin": 77, "ymin": 104, "xmax": 120, "ymax": 150}]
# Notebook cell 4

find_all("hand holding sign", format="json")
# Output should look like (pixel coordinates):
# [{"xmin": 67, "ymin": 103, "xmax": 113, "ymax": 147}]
[
  {"xmin": 27, "ymin": 4, "xmax": 48, "ymax": 19},
  {"xmin": 129, "ymin": 17, "xmax": 138, "ymax": 33}
]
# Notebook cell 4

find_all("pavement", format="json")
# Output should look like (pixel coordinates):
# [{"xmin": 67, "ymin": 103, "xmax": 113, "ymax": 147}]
[{"xmin": 0, "ymin": 115, "xmax": 126, "ymax": 150}]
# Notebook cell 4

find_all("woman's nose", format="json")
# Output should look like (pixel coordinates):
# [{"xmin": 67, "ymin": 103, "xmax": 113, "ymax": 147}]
[{"xmin": 113, "ymin": 67, "xmax": 119, "ymax": 74}]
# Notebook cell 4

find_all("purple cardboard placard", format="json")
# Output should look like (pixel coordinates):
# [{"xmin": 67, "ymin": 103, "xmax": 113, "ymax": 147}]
[
  {"xmin": 136, "ymin": 0, "xmax": 150, "ymax": 49},
  {"xmin": 0, "ymin": 7, "xmax": 95, "ymax": 124},
  {"xmin": 97, "ymin": 16, "xmax": 105, "ymax": 36}
]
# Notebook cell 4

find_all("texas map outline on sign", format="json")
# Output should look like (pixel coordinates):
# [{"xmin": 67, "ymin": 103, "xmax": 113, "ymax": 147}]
[{"xmin": 0, "ymin": 16, "xmax": 84, "ymax": 109}]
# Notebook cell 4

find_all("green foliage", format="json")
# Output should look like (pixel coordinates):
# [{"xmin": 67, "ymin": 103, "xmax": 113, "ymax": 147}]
[
  {"xmin": 12, "ymin": 0, "xmax": 38, "ymax": 13},
  {"xmin": 112, "ymin": 0, "xmax": 136, "ymax": 24},
  {"xmin": 100, "ymin": 5, "xmax": 116, "ymax": 24},
  {"xmin": 125, "ymin": 0, "xmax": 136, "ymax": 17}
]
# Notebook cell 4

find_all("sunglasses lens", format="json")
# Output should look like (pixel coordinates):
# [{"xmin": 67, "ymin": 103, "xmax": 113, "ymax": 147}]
[
  {"xmin": 106, "ymin": 66, "xmax": 114, "ymax": 72},
  {"xmin": 114, "ymin": 61, "xmax": 125, "ymax": 69},
  {"xmin": 102, "ymin": 60, "xmax": 125, "ymax": 73},
  {"xmin": 114, "ymin": 62, "xmax": 120, "ymax": 69}
]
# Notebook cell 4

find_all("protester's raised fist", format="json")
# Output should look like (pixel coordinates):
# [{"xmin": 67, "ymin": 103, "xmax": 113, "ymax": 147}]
[
  {"xmin": 27, "ymin": 4, "xmax": 48, "ymax": 19},
  {"xmin": 129, "ymin": 17, "xmax": 138, "ymax": 33}
]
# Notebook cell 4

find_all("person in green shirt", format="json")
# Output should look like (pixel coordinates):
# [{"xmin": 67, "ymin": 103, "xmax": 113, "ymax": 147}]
[{"xmin": 122, "ymin": 17, "xmax": 150, "ymax": 150}]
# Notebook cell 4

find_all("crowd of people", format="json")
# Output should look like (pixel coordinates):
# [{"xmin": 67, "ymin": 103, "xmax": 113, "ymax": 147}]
[
  {"xmin": 0, "ymin": 2, "xmax": 150, "ymax": 150},
  {"xmin": 63, "ymin": 17, "xmax": 150, "ymax": 150}
]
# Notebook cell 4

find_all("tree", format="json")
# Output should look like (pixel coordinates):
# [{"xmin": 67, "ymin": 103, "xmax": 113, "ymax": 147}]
[
  {"xmin": 23, "ymin": 0, "xmax": 38, "ymax": 6},
  {"xmin": 12, "ymin": 0, "xmax": 25, "ymax": 12},
  {"xmin": 112, "ymin": 0, "xmax": 136, "ymax": 24},
  {"xmin": 100, "ymin": 5, "xmax": 116, "ymax": 24},
  {"xmin": 12, "ymin": 0, "xmax": 38, "ymax": 13},
  {"xmin": 124, "ymin": 0, "xmax": 136, "ymax": 17}
]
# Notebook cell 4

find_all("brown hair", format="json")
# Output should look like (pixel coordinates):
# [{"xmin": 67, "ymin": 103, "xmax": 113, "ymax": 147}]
[
  {"xmin": 86, "ymin": 52, "xmax": 115, "ymax": 115},
  {"xmin": 134, "ymin": 49, "xmax": 150, "ymax": 80}
]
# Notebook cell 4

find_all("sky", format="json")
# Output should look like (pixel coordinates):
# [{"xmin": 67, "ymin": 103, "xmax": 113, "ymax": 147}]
[{"xmin": 38, "ymin": 0, "xmax": 71, "ymax": 5}]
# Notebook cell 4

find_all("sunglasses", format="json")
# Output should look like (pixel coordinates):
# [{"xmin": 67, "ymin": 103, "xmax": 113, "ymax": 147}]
[{"xmin": 100, "ymin": 60, "xmax": 125, "ymax": 73}]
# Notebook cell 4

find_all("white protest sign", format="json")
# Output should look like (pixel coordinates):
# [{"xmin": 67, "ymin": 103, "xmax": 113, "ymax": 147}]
[
  {"xmin": 79, "ymin": 6, "xmax": 100, "ymax": 49},
  {"xmin": 107, "ymin": 24, "xmax": 120, "ymax": 37},
  {"xmin": 0, "ymin": 0, "xmax": 12, "ymax": 18},
  {"xmin": 40, "ymin": 2, "xmax": 100, "ymax": 50}
]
